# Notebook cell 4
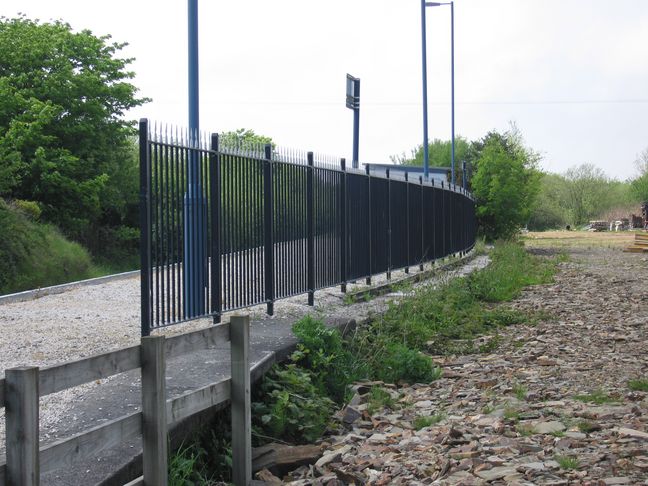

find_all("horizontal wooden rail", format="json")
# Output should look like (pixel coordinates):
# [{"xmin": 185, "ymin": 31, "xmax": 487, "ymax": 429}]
[
  {"xmin": 165, "ymin": 322, "xmax": 230, "ymax": 359},
  {"xmin": 0, "ymin": 322, "xmax": 231, "ymax": 409},
  {"xmin": 39, "ymin": 345, "xmax": 141, "ymax": 397},
  {"xmin": 40, "ymin": 412, "xmax": 142, "ymax": 475},
  {"xmin": 167, "ymin": 378, "xmax": 230, "ymax": 425}
]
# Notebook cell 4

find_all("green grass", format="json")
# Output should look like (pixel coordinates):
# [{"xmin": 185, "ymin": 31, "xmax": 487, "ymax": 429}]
[
  {"xmin": 413, "ymin": 412, "xmax": 446, "ymax": 430},
  {"xmin": 628, "ymin": 379, "xmax": 648, "ymax": 392},
  {"xmin": 503, "ymin": 407, "xmax": 520, "ymax": 422},
  {"xmin": 555, "ymin": 455, "xmax": 580, "ymax": 470},
  {"xmin": 573, "ymin": 389, "xmax": 615, "ymax": 405},
  {"xmin": 512, "ymin": 383, "xmax": 528, "ymax": 401},
  {"xmin": 356, "ymin": 241, "xmax": 558, "ymax": 356},
  {"xmin": 169, "ymin": 443, "xmax": 213, "ymax": 486},
  {"xmin": 0, "ymin": 199, "xmax": 103, "ymax": 294},
  {"xmin": 577, "ymin": 420, "xmax": 597, "ymax": 433},
  {"xmin": 516, "ymin": 424, "xmax": 534, "ymax": 437},
  {"xmin": 366, "ymin": 386, "xmax": 396, "ymax": 415}
]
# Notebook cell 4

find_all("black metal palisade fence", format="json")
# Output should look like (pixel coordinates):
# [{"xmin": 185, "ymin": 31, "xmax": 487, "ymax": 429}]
[{"xmin": 139, "ymin": 119, "xmax": 476, "ymax": 335}]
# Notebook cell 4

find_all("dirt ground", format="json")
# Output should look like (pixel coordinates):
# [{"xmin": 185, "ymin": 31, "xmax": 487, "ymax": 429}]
[
  {"xmin": 280, "ymin": 235, "xmax": 648, "ymax": 485},
  {"xmin": 523, "ymin": 230, "xmax": 638, "ymax": 249}
]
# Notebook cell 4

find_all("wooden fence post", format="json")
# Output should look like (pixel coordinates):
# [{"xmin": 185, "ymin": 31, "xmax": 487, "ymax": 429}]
[
  {"xmin": 141, "ymin": 336, "xmax": 167, "ymax": 486},
  {"xmin": 231, "ymin": 315, "xmax": 251, "ymax": 486},
  {"xmin": 6, "ymin": 366, "xmax": 40, "ymax": 486}
]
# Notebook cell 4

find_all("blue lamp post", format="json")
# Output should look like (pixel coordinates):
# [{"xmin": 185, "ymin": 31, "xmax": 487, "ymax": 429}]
[
  {"xmin": 184, "ymin": 0, "xmax": 206, "ymax": 318},
  {"xmin": 421, "ymin": 1, "xmax": 455, "ymax": 184}
]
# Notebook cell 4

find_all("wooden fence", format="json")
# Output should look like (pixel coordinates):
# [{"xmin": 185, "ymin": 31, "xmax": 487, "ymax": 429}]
[{"xmin": 0, "ymin": 315, "xmax": 261, "ymax": 486}]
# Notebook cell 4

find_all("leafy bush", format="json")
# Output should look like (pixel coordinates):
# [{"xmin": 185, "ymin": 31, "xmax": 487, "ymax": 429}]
[
  {"xmin": 252, "ymin": 364, "xmax": 335, "ymax": 444},
  {"xmin": 291, "ymin": 316, "xmax": 365, "ymax": 403},
  {"xmin": 376, "ymin": 343, "xmax": 441, "ymax": 384},
  {"xmin": 12, "ymin": 199, "xmax": 41, "ymax": 220}
]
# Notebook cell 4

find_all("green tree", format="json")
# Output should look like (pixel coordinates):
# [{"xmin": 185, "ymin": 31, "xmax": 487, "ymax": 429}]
[
  {"xmin": 220, "ymin": 128, "xmax": 273, "ymax": 149},
  {"xmin": 470, "ymin": 129, "xmax": 540, "ymax": 239},
  {"xmin": 631, "ymin": 147, "xmax": 648, "ymax": 203},
  {"xmin": 0, "ymin": 16, "xmax": 147, "ymax": 255},
  {"xmin": 391, "ymin": 136, "xmax": 471, "ymax": 183},
  {"xmin": 562, "ymin": 163, "xmax": 614, "ymax": 225},
  {"xmin": 527, "ymin": 173, "xmax": 569, "ymax": 231}
]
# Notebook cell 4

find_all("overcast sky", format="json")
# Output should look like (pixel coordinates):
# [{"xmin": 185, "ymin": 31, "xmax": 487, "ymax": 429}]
[{"xmin": 3, "ymin": 0, "xmax": 648, "ymax": 179}]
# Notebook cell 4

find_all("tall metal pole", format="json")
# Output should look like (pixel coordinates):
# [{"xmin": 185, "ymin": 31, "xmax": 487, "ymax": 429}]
[
  {"xmin": 184, "ymin": 0, "xmax": 205, "ymax": 317},
  {"xmin": 420, "ymin": 0, "xmax": 429, "ymax": 180},
  {"xmin": 188, "ymin": 0, "xmax": 199, "ymax": 135},
  {"xmin": 450, "ymin": 1, "xmax": 455, "ymax": 185}
]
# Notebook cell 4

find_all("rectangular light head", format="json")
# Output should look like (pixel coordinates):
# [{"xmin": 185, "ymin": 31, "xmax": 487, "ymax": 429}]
[{"xmin": 346, "ymin": 74, "xmax": 360, "ymax": 109}]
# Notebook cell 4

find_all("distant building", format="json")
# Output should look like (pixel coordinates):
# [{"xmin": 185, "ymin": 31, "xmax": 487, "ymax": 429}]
[{"xmin": 363, "ymin": 163, "xmax": 450, "ymax": 185}]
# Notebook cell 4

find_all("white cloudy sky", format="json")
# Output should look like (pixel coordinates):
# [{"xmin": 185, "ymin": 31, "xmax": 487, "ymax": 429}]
[{"xmin": 3, "ymin": 0, "xmax": 648, "ymax": 178}]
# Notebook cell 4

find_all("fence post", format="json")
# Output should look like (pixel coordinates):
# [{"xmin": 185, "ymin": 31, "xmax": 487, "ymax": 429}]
[
  {"xmin": 6, "ymin": 366, "xmax": 39, "ymax": 486},
  {"xmin": 405, "ymin": 172, "xmax": 410, "ymax": 274},
  {"xmin": 231, "ymin": 315, "xmax": 251, "ymax": 486},
  {"xmin": 441, "ymin": 180, "xmax": 445, "ymax": 260},
  {"xmin": 340, "ymin": 158, "xmax": 347, "ymax": 293},
  {"xmin": 386, "ymin": 168, "xmax": 392, "ymax": 280},
  {"xmin": 307, "ymin": 152, "xmax": 315, "ymax": 306},
  {"xmin": 366, "ymin": 164, "xmax": 372, "ymax": 285},
  {"xmin": 419, "ymin": 176, "xmax": 424, "ymax": 271},
  {"xmin": 263, "ymin": 144, "xmax": 275, "ymax": 315},
  {"xmin": 210, "ymin": 133, "xmax": 222, "ymax": 324},
  {"xmin": 139, "ymin": 118, "xmax": 152, "ymax": 337},
  {"xmin": 141, "ymin": 335, "xmax": 168, "ymax": 486}
]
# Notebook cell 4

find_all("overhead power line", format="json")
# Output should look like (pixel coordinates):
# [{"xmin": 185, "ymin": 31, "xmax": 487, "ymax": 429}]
[{"xmin": 211, "ymin": 98, "xmax": 648, "ymax": 106}]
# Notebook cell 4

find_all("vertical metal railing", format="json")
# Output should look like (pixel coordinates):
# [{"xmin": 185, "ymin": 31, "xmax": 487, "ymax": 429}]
[{"xmin": 140, "ymin": 119, "xmax": 477, "ymax": 334}]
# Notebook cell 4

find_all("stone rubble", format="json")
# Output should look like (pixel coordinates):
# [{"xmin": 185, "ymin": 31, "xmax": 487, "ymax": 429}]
[{"xmin": 267, "ymin": 248, "xmax": 648, "ymax": 485}]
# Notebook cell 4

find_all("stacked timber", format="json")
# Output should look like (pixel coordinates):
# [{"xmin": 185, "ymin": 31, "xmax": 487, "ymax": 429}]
[
  {"xmin": 588, "ymin": 220, "xmax": 609, "ymax": 232},
  {"xmin": 624, "ymin": 233, "xmax": 648, "ymax": 253}
]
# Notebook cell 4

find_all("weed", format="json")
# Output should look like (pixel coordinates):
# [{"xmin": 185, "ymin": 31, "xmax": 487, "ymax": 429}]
[
  {"xmin": 481, "ymin": 404, "xmax": 495, "ymax": 415},
  {"xmin": 252, "ymin": 364, "xmax": 335, "ymax": 444},
  {"xmin": 573, "ymin": 389, "xmax": 615, "ymax": 405},
  {"xmin": 516, "ymin": 424, "xmax": 534, "ymax": 437},
  {"xmin": 362, "ymin": 242, "xmax": 555, "ymax": 357},
  {"xmin": 168, "ymin": 442, "xmax": 218, "ymax": 486},
  {"xmin": 478, "ymin": 334, "xmax": 502, "ymax": 353},
  {"xmin": 512, "ymin": 383, "xmax": 528, "ymax": 401},
  {"xmin": 468, "ymin": 243, "xmax": 556, "ymax": 302},
  {"xmin": 503, "ymin": 407, "xmax": 520, "ymax": 422},
  {"xmin": 550, "ymin": 430, "xmax": 565, "ymax": 438},
  {"xmin": 366, "ymin": 387, "xmax": 396, "ymax": 415},
  {"xmin": 343, "ymin": 294, "xmax": 356, "ymax": 305},
  {"xmin": 555, "ymin": 455, "xmax": 580, "ymax": 470},
  {"xmin": 473, "ymin": 238, "xmax": 487, "ymax": 255},
  {"xmin": 577, "ymin": 420, "xmax": 597, "ymax": 433},
  {"xmin": 376, "ymin": 343, "xmax": 442, "ymax": 384},
  {"xmin": 628, "ymin": 379, "xmax": 648, "ymax": 392},
  {"xmin": 413, "ymin": 412, "xmax": 446, "ymax": 430},
  {"xmin": 291, "ymin": 316, "xmax": 365, "ymax": 403}
]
